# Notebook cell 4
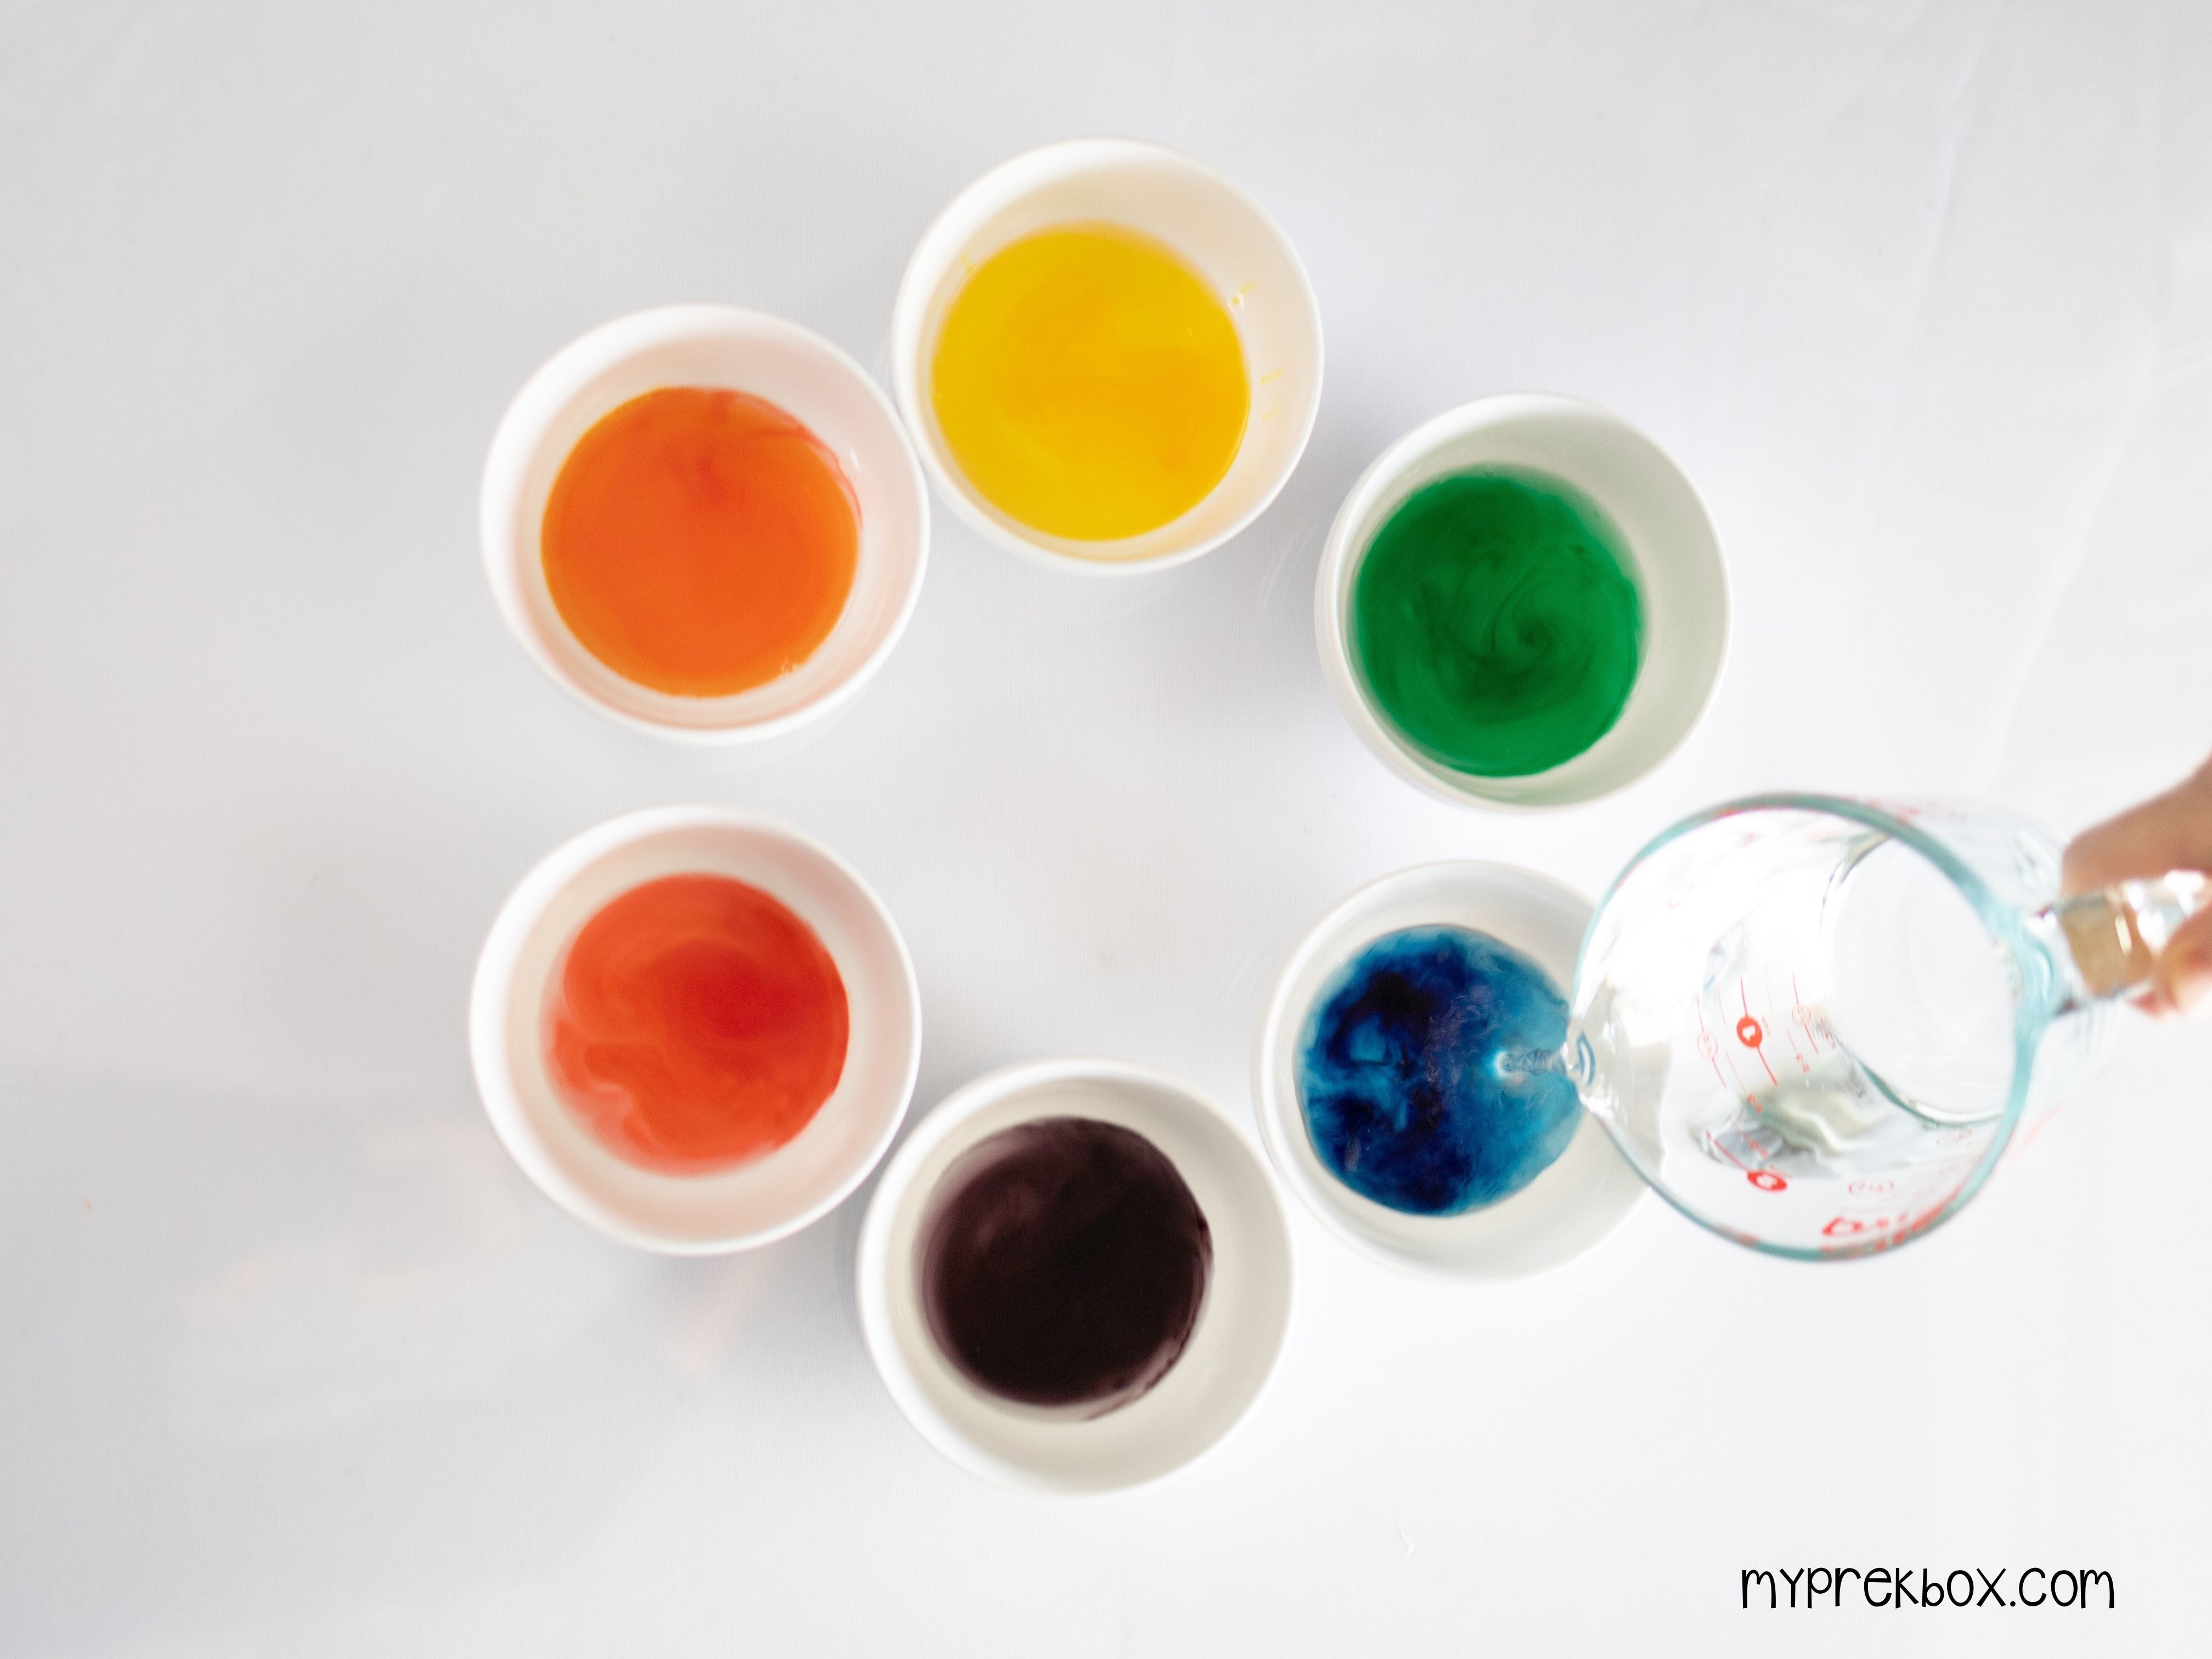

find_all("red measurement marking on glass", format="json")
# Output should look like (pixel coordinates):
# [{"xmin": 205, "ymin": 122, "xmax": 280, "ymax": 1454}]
[
  {"xmin": 1694, "ymin": 998, "xmax": 1728, "ymax": 1090},
  {"xmin": 1747, "ymin": 1169, "xmax": 1787, "ymax": 1192},
  {"xmin": 1791, "ymin": 973, "xmax": 1831, "ymax": 1053},
  {"xmin": 1736, "ymin": 983, "xmax": 1778, "ymax": 1084},
  {"xmin": 1771, "ymin": 972, "xmax": 1811, "ymax": 1074}
]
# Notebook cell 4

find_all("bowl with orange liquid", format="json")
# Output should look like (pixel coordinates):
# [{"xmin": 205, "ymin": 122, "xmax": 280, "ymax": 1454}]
[
  {"xmin": 470, "ymin": 806, "xmax": 922, "ymax": 1252},
  {"xmin": 482, "ymin": 306, "xmax": 928, "ymax": 741},
  {"xmin": 893, "ymin": 139, "xmax": 1323, "ymax": 574}
]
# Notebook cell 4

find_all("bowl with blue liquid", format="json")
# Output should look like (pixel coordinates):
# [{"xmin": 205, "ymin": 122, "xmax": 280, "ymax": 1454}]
[{"xmin": 1254, "ymin": 862, "xmax": 1645, "ymax": 1279}]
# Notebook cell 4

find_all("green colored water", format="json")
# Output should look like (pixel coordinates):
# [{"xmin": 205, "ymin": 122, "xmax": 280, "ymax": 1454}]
[{"xmin": 1351, "ymin": 467, "xmax": 1643, "ymax": 778}]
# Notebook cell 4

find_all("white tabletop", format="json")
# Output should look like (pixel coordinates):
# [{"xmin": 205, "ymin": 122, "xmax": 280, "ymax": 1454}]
[{"xmin": 4, "ymin": 2, "xmax": 2209, "ymax": 1653}]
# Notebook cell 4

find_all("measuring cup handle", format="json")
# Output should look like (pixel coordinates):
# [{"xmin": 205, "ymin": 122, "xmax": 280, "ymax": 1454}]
[{"xmin": 2047, "ymin": 870, "xmax": 2211, "ymax": 1005}]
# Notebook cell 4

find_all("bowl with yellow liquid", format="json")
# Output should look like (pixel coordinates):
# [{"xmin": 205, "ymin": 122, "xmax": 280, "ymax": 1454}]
[{"xmin": 893, "ymin": 139, "xmax": 1323, "ymax": 574}]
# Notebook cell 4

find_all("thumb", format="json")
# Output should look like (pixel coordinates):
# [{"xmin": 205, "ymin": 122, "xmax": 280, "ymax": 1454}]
[{"xmin": 2151, "ymin": 907, "xmax": 2212, "ymax": 1019}]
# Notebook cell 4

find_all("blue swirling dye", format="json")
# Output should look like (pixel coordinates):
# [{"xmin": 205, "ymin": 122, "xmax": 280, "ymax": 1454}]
[{"xmin": 1296, "ymin": 926, "xmax": 1580, "ymax": 1216}]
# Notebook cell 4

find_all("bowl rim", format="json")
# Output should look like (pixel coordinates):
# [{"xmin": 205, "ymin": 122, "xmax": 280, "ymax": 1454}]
[
  {"xmin": 1251, "ymin": 858, "xmax": 1644, "ymax": 1280},
  {"xmin": 890, "ymin": 136, "xmax": 1324, "ymax": 578},
  {"xmin": 468, "ymin": 803, "xmax": 923, "ymax": 1254},
  {"xmin": 855, "ymin": 1054, "xmax": 1295, "ymax": 1492},
  {"xmin": 479, "ymin": 303, "xmax": 930, "ymax": 743},
  {"xmin": 1312, "ymin": 390, "xmax": 1730, "ymax": 810}
]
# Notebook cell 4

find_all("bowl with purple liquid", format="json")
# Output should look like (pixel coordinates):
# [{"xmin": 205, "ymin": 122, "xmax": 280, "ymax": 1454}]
[{"xmin": 857, "ymin": 1058, "xmax": 1292, "ymax": 1492}]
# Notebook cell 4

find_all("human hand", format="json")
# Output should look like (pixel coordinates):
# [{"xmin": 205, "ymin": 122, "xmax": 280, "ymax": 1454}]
[{"xmin": 2061, "ymin": 755, "xmax": 2212, "ymax": 1017}]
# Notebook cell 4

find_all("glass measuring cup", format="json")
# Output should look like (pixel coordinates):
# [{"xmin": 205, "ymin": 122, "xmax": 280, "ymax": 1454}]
[{"xmin": 1564, "ymin": 795, "xmax": 2207, "ymax": 1259}]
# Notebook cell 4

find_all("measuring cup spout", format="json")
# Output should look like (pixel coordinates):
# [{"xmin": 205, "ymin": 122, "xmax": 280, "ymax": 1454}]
[
  {"xmin": 2041, "ymin": 870, "xmax": 2210, "ymax": 1008},
  {"xmin": 1511, "ymin": 1028, "xmax": 1600, "ymax": 1094},
  {"xmin": 1489, "ymin": 1043, "xmax": 1572, "ymax": 1081}
]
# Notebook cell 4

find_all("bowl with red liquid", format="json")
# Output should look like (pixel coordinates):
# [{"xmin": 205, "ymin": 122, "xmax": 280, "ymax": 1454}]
[
  {"xmin": 481, "ymin": 305, "xmax": 929, "ymax": 743},
  {"xmin": 470, "ymin": 806, "xmax": 922, "ymax": 1252}
]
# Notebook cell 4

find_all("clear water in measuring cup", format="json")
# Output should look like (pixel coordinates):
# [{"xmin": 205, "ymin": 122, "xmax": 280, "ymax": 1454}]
[{"xmin": 1565, "ymin": 797, "xmax": 2111, "ymax": 1259}]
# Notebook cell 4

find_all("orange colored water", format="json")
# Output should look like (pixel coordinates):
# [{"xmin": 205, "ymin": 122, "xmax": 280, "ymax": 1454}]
[
  {"xmin": 541, "ymin": 387, "xmax": 859, "ymax": 697},
  {"xmin": 546, "ymin": 874, "xmax": 850, "ymax": 1172}
]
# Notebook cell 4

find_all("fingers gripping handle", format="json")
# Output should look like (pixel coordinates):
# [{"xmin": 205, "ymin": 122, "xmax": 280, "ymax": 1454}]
[{"xmin": 2050, "ymin": 872, "xmax": 2212, "ymax": 1003}]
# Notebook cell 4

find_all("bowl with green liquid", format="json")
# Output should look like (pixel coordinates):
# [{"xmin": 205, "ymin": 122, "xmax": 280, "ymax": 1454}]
[{"xmin": 1315, "ymin": 394, "xmax": 1726, "ymax": 809}]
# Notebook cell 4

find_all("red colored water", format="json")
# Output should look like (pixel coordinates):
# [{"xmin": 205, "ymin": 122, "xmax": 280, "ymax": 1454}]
[{"xmin": 546, "ymin": 874, "xmax": 849, "ymax": 1172}]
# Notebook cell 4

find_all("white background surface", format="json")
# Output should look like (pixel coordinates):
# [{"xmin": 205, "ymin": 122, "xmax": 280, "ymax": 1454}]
[{"xmin": 4, "ymin": 2, "xmax": 2210, "ymax": 1653}]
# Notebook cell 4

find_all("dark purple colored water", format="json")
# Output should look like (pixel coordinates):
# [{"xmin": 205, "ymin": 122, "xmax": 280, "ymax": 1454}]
[{"xmin": 919, "ymin": 1117, "xmax": 1212, "ymax": 1416}]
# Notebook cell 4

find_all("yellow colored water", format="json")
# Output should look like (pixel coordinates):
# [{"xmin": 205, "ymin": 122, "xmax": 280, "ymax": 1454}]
[{"xmin": 929, "ymin": 222, "xmax": 1249, "ymax": 543}]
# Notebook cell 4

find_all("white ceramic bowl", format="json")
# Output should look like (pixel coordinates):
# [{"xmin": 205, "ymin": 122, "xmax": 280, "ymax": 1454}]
[
  {"xmin": 1254, "ymin": 862, "xmax": 1645, "ymax": 1280},
  {"xmin": 857, "ymin": 1059, "xmax": 1293, "ymax": 1493},
  {"xmin": 891, "ymin": 138, "xmax": 1323, "ymax": 575},
  {"xmin": 1316, "ymin": 394, "xmax": 1728, "ymax": 808},
  {"xmin": 481, "ymin": 305, "xmax": 928, "ymax": 742},
  {"xmin": 470, "ymin": 806, "xmax": 922, "ymax": 1253}
]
